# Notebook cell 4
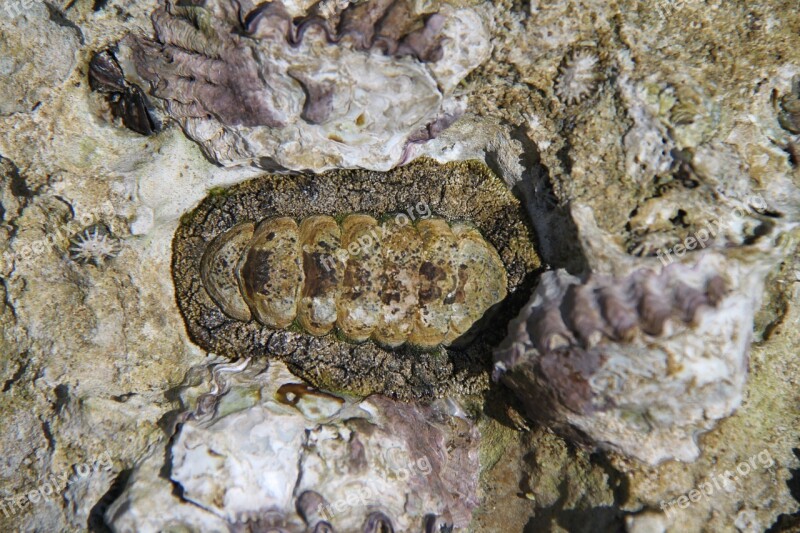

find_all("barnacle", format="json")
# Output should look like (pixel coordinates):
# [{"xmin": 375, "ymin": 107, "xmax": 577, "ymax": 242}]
[
  {"xmin": 657, "ymin": 78, "xmax": 720, "ymax": 148},
  {"xmin": 554, "ymin": 49, "xmax": 600, "ymax": 105},
  {"xmin": 669, "ymin": 84, "xmax": 704, "ymax": 126},
  {"xmin": 68, "ymin": 224, "xmax": 121, "ymax": 266}
]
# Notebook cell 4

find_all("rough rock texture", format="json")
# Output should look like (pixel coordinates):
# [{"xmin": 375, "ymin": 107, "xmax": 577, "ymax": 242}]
[
  {"xmin": 464, "ymin": 0, "xmax": 800, "ymax": 529},
  {"xmin": 0, "ymin": 0, "xmax": 799, "ymax": 532},
  {"xmin": 0, "ymin": 2, "xmax": 81, "ymax": 115},
  {"xmin": 106, "ymin": 360, "xmax": 481, "ymax": 532},
  {"xmin": 494, "ymin": 154, "xmax": 800, "ymax": 464},
  {"xmin": 173, "ymin": 159, "xmax": 540, "ymax": 400}
]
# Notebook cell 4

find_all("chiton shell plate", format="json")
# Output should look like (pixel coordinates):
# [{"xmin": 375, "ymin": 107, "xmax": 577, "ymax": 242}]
[
  {"xmin": 202, "ymin": 214, "xmax": 508, "ymax": 349},
  {"xmin": 173, "ymin": 159, "xmax": 541, "ymax": 399}
]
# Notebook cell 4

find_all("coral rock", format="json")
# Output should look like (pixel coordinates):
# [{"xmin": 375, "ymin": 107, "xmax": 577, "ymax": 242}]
[
  {"xmin": 494, "ymin": 253, "xmax": 769, "ymax": 464},
  {"xmin": 105, "ymin": 362, "xmax": 480, "ymax": 532},
  {"xmin": 114, "ymin": 0, "xmax": 490, "ymax": 171}
]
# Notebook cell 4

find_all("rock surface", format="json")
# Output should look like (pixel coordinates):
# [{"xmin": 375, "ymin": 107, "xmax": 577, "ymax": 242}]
[
  {"xmin": 111, "ymin": 0, "xmax": 490, "ymax": 171},
  {"xmin": 495, "ymin": 228, "xmax": 795, "ymax": 465}
]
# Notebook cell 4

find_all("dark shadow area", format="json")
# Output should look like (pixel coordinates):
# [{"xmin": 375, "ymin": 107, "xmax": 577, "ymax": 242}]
[
  {"xmin": 591, "ymin": 452, "xmax": 631, "ymax": 507},
  {"xmin": 491, "ymin": 124, "xmax": 588, "ymax": 275},
  {"xmin": 481, "ymin": 378, "xmax": 532, "ymax": 430},
  {"xmin": 522, "ymin": 474, "xmax": 626, "ymax": 533},
  {"xmin": 767, "ymin": 447, "xmax": 800, "ymax": 532},
  {"xmin": 87, "ymin": 468, "xmax": 132, "ymax": 533},
  {"xmin": 44, "ymin": 1, "xmax": 84, "ymax": 44}
]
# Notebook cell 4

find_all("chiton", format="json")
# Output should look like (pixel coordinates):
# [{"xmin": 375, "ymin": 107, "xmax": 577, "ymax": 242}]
[
  {"xmin": 173, "ymin": 159, "xmax": 541, "ymax": 399},
  {"xmin": 203, "ymin": 214, "xmax": 508, "ymax": 349}
]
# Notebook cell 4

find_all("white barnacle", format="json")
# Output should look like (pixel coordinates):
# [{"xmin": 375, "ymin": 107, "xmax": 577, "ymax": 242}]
[
  {"xmin": 69, "ymin": 225, "xmax": 122, "ymax": 266},
  {"xmin": 555, "ymin": 49, "xmax": 600, "ymax": 105}
]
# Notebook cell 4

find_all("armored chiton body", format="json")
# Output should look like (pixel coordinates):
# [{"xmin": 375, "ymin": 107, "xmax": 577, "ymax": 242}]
[
  {"xmin": 173, "ymin": 159, "xmax": 541, "ymax": 399},
  {"xmin": 203, "ymin": 214, "xmax": 508, "ymax": 349}
]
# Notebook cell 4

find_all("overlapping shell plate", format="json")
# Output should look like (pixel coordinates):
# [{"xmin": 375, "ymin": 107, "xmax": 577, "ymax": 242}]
[
  {"xmin": 105, "ymin": 361, "xmax": 480, "ymax": 533},
  {"xmin": 202, "ymin": 214, "xmax": 507, "ymax": 349},
  {"xmin": 108, "ymin": 0, "xmax": 490, "ymax": 171},
  {"xmin": 173, "ymin": 159, "xmax": 541, "ymax": 399}
]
